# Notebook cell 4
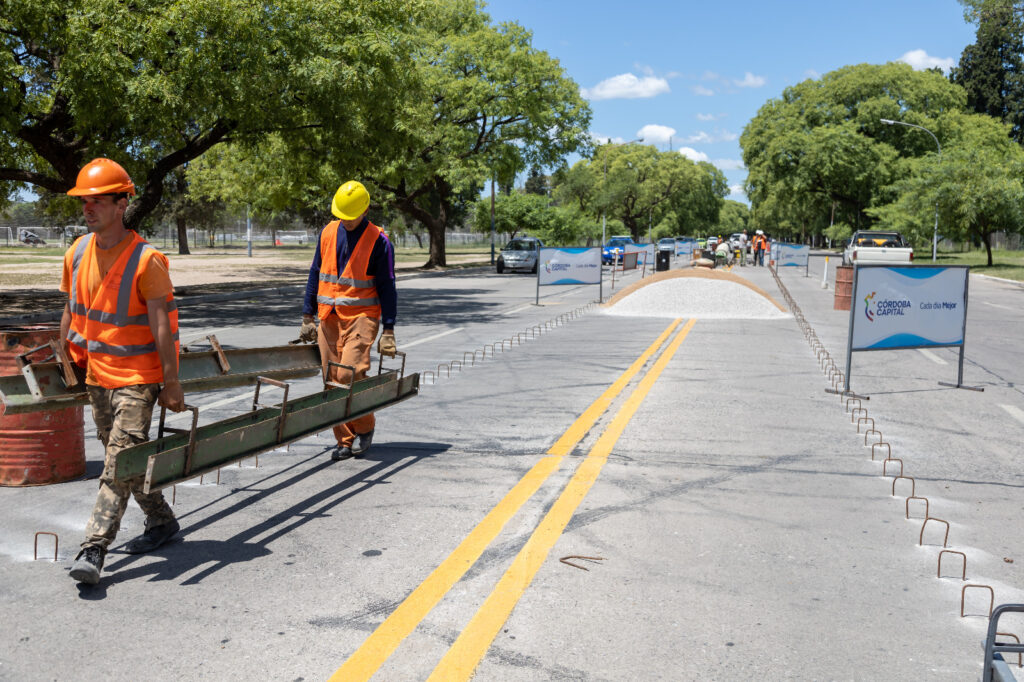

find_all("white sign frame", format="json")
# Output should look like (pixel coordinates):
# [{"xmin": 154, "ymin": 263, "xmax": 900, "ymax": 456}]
[{"xmin": 535, "ymin": 247, "xmax": 603, "ymax": 304}]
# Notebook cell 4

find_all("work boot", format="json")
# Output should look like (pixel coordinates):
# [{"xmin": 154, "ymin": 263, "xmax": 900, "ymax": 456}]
[
  {"xmin": 331, "ymin": 445, "xmax": 353, "ymax": 461},
  {"xmin": 69, "ymin": 545, "xmax": 105, "ymax": 585},
  {"xmin": 123, "ymin": 519, "xmax": 180, "ymax": 555},
  {"xmin": 351, "ymin": 430, "xmax": 374, "ymax": 457}
]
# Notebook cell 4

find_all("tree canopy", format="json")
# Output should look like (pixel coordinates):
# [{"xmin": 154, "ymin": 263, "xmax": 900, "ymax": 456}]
[
  {"xmin": 0, "ymin": 0, "xmax": 411, "ymax": 227},
  {"xmin": 741, "ymin": 62, "xmax": 966, "ymax": 241},
  {"xmin": 551, "ymin": 144, "xmax": 727, "ymax": 243}
]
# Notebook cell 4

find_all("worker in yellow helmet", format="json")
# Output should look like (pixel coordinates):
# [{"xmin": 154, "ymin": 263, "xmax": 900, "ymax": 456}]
[{"xmin": 300, "ymin": 181, "xmax": 397, "ymax": 460}]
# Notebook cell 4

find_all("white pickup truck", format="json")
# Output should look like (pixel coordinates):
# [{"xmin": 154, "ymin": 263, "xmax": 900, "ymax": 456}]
[{"xmin": 843, "ymin": 230, "xmax": 914, "ymax": 265}]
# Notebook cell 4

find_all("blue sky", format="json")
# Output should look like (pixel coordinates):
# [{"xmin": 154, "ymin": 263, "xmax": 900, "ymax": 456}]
[{"xmin": 482, "ymin": 0, "xmax": 978, "ymax": 203}]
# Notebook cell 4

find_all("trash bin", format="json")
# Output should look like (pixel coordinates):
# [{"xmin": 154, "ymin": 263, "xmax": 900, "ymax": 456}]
[{"xmin": 656, "ymin": 251, "xmax": 670, "ymax": 272}]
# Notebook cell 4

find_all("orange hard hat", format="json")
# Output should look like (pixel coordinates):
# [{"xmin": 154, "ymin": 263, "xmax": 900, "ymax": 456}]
[{"xmin": 67, "ymin": 158, "xmax": 136, "ymax": 197}]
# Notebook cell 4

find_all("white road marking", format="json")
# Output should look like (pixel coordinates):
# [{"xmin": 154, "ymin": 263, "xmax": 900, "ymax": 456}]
[
  {"xmin": 983, "ymin": 302, "xmax": 1014, "ymax": 311},
  {"xmin": 403, "ymin": 327, "xmax": 465, "ymax": 349},
  {"xmin": 503, "ymin": 305, "xmax": 533, "ymax": 315},
  {"xmin": 999, "ymin": 404, "xmax": 1024, "ymax": 425},
  {"xmin": 917, "ymin": 348, "xmax": 948, "ymax": 365}
]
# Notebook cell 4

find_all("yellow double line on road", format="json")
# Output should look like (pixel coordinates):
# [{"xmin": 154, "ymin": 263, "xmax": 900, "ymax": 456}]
[{"xmin": 330, "ymin": 317, "xmax": 696, "ymax": 681}]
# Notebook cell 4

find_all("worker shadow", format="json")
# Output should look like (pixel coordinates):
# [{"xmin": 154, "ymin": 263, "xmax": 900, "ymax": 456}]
[{"xmin": 86, "ymin": 441, "xmax": 450, "ymax": 594}]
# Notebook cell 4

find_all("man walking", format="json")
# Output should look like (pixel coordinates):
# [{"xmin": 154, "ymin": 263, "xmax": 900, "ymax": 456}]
[
  {"xmin": 61, "ymin": 158, "xmax": 185, "ymax": 585},
  {"xmin": 752, "ymin": 230, "xmax": 767, "ymax": 266},
  {"xmin": 300, "ymin": 181, "xmax": 397, "ymax": 461}
]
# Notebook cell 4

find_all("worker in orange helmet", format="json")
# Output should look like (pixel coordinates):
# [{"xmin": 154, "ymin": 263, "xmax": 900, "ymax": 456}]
[
  {"xmin": 300, "ymin": 181, "xmax": 397, "ymax": 461},
  {"xmin": 60, "ymin": 158, "xmax": 185, "ymax": 585}
]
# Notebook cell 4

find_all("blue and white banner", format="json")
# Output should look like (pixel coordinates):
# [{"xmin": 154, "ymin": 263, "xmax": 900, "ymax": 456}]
[
  {"xmin": 777, "ymin": 243, "xmax": 809, "ymax": 267},
  {"xmin": 538, "ymin": 247, "xmax": 601, "ymax": 285},
  {"xmin": 675, "ymin": 239, "xmax": 695, "ymax": 257},
  {"xmin": 627, "ymin": 243, "xmax": 656, "ymax": 268},
  {"xmin": 851, "ymin": 266, "xmax": 968, "ymax": 350}
]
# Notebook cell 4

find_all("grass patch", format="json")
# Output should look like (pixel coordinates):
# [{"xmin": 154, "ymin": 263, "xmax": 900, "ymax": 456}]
[{"xmin": 938, "ymin": 249, "xmax": 1024, "ymax": 282}]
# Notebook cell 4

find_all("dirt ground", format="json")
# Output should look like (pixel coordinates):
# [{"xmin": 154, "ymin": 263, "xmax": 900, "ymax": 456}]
[{"xmin": 0, "ymin": 252, "xmax": 487, "ymax": 319}]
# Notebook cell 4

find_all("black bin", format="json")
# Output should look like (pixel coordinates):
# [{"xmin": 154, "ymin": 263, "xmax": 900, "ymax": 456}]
[{"xmin": 656, "ymin": 251, "xmax": 671, "ymax": 271}]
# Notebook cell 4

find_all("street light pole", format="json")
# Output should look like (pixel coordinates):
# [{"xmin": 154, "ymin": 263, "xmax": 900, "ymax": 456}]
[
  {"xmin": 490, "ymin": 174, "xmax": 496, "ymax": 265},
  {"xmin": 880, "ymin": 118, "xmax": 941, "ymax": 261}
]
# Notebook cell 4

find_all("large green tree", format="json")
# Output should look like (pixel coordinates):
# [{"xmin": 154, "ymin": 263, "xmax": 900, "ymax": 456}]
[
  {"xmin": 868, "ymin": 111, "xmax": 1024, "ymax": 265},
  {"xmin": 0, "ymin": 0, "xmax": 410, "ymax": 228},
  {"xmin": 551, "ymin": 144, "xmax": 727, "ymax": 242},
  {"xmin": 951, "ymin": 1, "xmax": 1024, "ymax": 143},
  {"xmin": 741, "ymin": 63, "xmax": 966, "ymax": 240},
  {"xmin": 471, "ymin": 191, "xmax": 588, "ymax": 245}
]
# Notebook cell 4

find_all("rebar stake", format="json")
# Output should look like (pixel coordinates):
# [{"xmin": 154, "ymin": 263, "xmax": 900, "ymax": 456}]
[{"xmin": 33, "ymin": 532, "xmax": 58, "ymax": 561}]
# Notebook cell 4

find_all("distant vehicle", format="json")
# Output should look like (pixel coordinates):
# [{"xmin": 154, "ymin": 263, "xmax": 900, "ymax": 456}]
[
  {"xmin": 496, "ymin": 236, "xmax": 543, "ymax": 274},
  {"xmin": 657, "ymin": 237, "xmax": 676, "ymax": 253},
  {"xmin": 706, "ymin": 236, "xmax": 719, "ymax": 250},
  {"xmin": 729, "ymin": 232, "xmax": 748, "ymax": 252},
  {"xmin": 602, "ymin": 236, "xmax": 635, "ymax": 265},
  {"xmin": 842, "ymin": 230, "xmax": 913, "ymax": 265},
  {"xmin": 19, "ymin": 230, "xmax": 46, "ymax": 246}
]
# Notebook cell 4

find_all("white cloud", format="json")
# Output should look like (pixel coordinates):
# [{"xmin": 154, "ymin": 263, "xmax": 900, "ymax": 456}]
[
  {"xmin": 734, "ymin": 72, "xmax": 766, "ymax": 88},
  {"xmin": 692, "ymin": 85, "xmax": 715, "ymax": 96},
  {"xmin": 728, "ymin": 184, "xmax": 747, "ymax": 198},
  {"xmin": 701, "ymin": 71, "xmax": 720, "ymax": 81},
  {"xmin": 696, "ymin": 113, "xmax": 716, "ymax": 121},
  {"xmin": 898, "ymin": 49, "xmax": 955, "ymax": 73},
  {"xmin": 636, "ymin": 124, "xmax": 676, "ymax": 145},
  {"xmin": 681, "ymin": 129, "xmax": 737, "ymax": 144},
  {"xmin": 679, "ymin": 147, "xmax": 709, "ymax": 162},
  {"xmin": 581, "ymin": 73, "xmax": 670, "ymax": 100},
  {"xmin": 805, "ymin": 69, "xmax": 821, "ymax": 79},
  {"xmin": 714, "ymin": 159, "xmax": 745, "ymax": 170}
]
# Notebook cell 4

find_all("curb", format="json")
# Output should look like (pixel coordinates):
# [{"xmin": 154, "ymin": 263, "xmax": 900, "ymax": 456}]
[{"xmin": 0, "ymin": 262, "xmax": 493, "ymax": 327}]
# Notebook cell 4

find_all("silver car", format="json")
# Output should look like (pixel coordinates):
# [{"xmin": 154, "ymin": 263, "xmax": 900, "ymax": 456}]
[{"xmin": 496, "ymin": 237, "xmax": 543, "ymax": 274}]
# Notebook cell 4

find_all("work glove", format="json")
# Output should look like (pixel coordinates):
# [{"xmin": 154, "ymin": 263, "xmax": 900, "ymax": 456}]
[
  {"xmin": 377, "ymin": 330, "xmax": 397, "ymax": 357},
  {"xmin": 299, "ymin": 318, "xmax": 318, "ymax": 344}
]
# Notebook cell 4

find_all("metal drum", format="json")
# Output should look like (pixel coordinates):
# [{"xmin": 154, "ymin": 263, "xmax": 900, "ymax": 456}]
[
  {"xmin": 834, "ymin": 265, "xmax": 854, "ymax": 311},
  {"xmin": 0, "ymin": 325, "xmax": 86, "ymax": 486}
]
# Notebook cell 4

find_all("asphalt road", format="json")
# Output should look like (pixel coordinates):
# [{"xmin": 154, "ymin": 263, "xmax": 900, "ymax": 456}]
[{"xmin": 1, "ymin": 258, "xmax": 1021, "ymax": 681}]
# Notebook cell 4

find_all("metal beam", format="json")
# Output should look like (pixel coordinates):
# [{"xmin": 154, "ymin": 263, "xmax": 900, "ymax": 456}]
[
  {"xmin": 0, "ymin": 343, "xmax": 322, "ymax": 414},
  {"xmin": 112, "ymin": 369, "xmax": 419, "ymax": 493}
]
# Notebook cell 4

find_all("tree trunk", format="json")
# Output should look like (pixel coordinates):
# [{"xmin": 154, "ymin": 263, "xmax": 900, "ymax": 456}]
[
  {"xmin": 983, "ymin": 231, "xmax": 993, "ymax": 266},
  {"xmin": 176, "ymin": 216, "xmax": 191, "ymax": 255}
]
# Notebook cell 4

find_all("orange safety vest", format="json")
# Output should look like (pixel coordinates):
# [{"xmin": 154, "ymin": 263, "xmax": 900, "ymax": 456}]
[
  {"xmin": 316, "ymin": 221, "xmax": 383, "ymax": 321},
  {"xmin": 66, "ymin": 232, "xmax": 179, "ymax": 388},
  {"xmin": 753, "ymin": 235, "xmax": 766, "ymax": 251}
]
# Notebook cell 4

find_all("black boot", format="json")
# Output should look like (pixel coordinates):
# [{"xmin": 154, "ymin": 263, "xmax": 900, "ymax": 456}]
[
  {"xmin": 352, "ymin": 429, "xmax": 374, "ymax": 457},
  {"xmin": 124, "ymin": 519, "xmax": 180, "ymax": 554},
  {"xmin": 69, "ymin": 545, "xmax": 105, "ymax": 585}
]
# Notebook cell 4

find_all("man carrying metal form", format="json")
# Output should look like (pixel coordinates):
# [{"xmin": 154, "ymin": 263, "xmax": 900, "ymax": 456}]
[
  {"xmin": 300, "ymin": 181, "xmax": 397, "ymax": 461},
  {"xmin": 60, "ymin": 158, "xmax": 185, "ymax": 585}
]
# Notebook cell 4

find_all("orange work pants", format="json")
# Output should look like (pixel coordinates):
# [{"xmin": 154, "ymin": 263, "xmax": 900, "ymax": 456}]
[{"xmin": 317, "ymin": 313, "xmax": 379, "ymax": 446}]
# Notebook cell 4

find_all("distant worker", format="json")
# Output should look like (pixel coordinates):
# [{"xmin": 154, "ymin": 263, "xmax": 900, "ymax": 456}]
[
  {"xmin": 739, "ymin": 229, "xmax": 749, "ymax": 265},
  {"xmin": 300, "ymin": 181, "xmax": 397, "ymax": 461},
  {"xmin": 752, "ymin": 230, "xmax": 768, "ymax": 266},
  {"xmin": 715, "ymin": 238, "xmax": 731, "ymax": 267},
  {"xmin": 60, "ymin": 158, "xmax": 185, "ymax": 585}
]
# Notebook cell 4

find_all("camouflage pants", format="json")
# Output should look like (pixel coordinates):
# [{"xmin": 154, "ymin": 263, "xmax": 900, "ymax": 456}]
[{"xmin": 82, "ymin": 383, "xmax": 176, "ymax": 550}]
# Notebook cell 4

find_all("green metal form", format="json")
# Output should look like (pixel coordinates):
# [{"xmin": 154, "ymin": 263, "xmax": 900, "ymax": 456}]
[
  {"xmin": 0, "ymin": 340, "xmax": 322, "ymax": 414},
  {"xmin": 113, "ymin": 365, "xmax": 419, "ymax": 493}
]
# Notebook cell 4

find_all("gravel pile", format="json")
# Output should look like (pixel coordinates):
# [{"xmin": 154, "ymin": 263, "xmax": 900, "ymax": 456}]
[{"xmin": 604, "ymin": 278, "xmax": 790, "ymax": 320}]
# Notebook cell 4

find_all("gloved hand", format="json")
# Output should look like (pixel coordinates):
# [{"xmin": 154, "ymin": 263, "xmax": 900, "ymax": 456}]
[
  {"xmin": 377, "ymin": 330, "xmax": 397, "ymax": 357},
  {"xmin": 299, "ymin": 317, "xmax": 318, "ymax": 343}
]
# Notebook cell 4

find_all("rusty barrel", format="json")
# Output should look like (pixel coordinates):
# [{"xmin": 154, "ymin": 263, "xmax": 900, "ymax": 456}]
[
  {"xmin": 834, "ymin": 265, "xmax": 854, "ymax": 311},
  {"xmin": 0, "ymin": 325, "xmax": 86, "ymax": 486}
]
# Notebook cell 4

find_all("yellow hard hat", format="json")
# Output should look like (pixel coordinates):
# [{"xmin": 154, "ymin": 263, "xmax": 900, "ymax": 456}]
[{"xmin": 331, "ymin": 181, "xmax": 370, "ymax": 220}]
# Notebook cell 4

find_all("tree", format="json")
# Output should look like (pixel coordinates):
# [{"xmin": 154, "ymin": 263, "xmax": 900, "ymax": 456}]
[
  {"xmin": 717, "ymin": 200, "xmax": 750, "ymax": 234},
  {"xmin": 368, "ymin": 1, "xmax": 591, "ymax": 267},
  {"xmin": 0, "ymin": 0, "xmax": 410, "ymax": 226},
  {"xmin": 868, "ymin": 112, "xmax": 1024, "ymax": 264},
  {"xmin": 524, "ymin": 166, "xmax": 549, "ymax": 195},
  {"xmin": 951, "ymin": 1, "xmax": 1024, "ymax": 143},
  {"xmin": 741, "ymin": 63, "xmax": 966, "ymax": 240},
  {"xmin": 551, "ymin": 144, "xmax": 727, "ymax": 242},
  {"xmin": 471, "ymin": 191, "xmax": 587, "ymax": 245}
]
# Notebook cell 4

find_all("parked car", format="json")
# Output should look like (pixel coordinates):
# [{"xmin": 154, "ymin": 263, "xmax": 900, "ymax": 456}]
[
  {"xmin": 705, "ymin": 236, "xmax": 719, "ymax": 250},
  {"xmin": 842, "ymin": 230, "xmax": 913, "ymax": 265},
  {"xmin": 496, "ymin": 236, "xmax": 543, "ymax": 274},
  {"xmin": 19, "ymin": 230, "xmax": 46, "ymax": 246},
  {"xmin": 602, "ymin": 236, "xmax": 634, "ymax": 265},
  {"xmin": 657, "ymin": 237, "xmax": 676, "ymax": 253}
]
